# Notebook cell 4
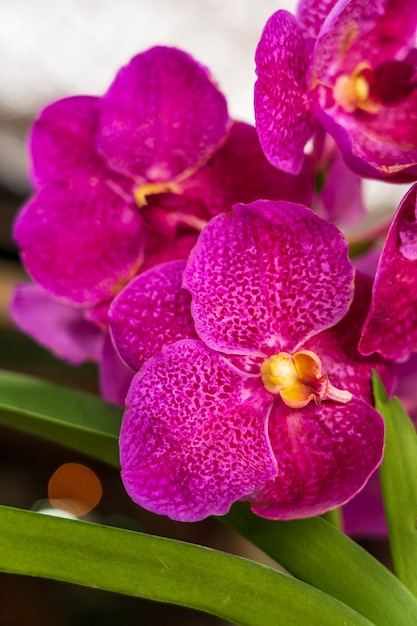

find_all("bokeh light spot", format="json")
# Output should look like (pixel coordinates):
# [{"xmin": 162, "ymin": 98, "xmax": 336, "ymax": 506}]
[{"xmin": 48, "ymin": 462, "xmax": 102, "ymax": 516}]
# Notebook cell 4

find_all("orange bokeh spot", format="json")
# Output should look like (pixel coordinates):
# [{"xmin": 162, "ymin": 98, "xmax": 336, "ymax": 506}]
[{"xmin": 48, "ymin": 463, "xmax": 103, "ymax": 517}]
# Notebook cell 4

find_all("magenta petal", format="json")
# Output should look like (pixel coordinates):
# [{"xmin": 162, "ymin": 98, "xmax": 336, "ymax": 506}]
[
  {"xmin": 184, "ymin": 201, "xmax": 354, "ymax": 356},
  {"xmin": 254, "ymin": 11, "xmax": 315, "ymax": 174},
  {"xmin": 120, "ymin": 340, "xmax": 277, "ymax": 522},
  {"xmin": 99, "ymin": 334, "xmax": 135, "ymax": 406},
  {"xmin": 14, "ymin": 178, "xmax": 145, "ymax": 305},
  {"xmin": 316, "ymin": 0, "xmax": 417, "ymax": 78},
  {"xmin": 250, "ymin": 397, "xmax": 385, "ymax": 519},
  {"xmin": 29, "ymin": 96, "xmax": 103, "ymax": 188},
  {"xmin": 140, "ymin": 230, "xmax": 202, "ymax": 274},
  {"xmin": 303, "ymin": 272, "xmax": 394, "ymax": 405},
  {"xmin": 296, "ymin": 0, "xmax": 340, "ymax": 40},
  {"xmin": 98, "ymin": 46, "xmax": 229, "ymax": 182},
  {"xmin": 109, "ymin": 260, "xmax": 198, "ymax": 371},
  {"xmin": 179, "ymin": 121, "xmax": 314, "ymax": 214},
  {"xmin": 9, "ymin": 283, "xmax": 103, "ymax": 364},
  {"xmin": 360, "ymin": 184, "xmax": 417, "ymax": 361},
  {"xmin": 317, "ymin": 146, "xmax": 365, "ymax": 226},
  {"xmin": 317, "ymin": 109, "xmax": 417, "ymax": 182},
  {"xmin": 319, "ymin": 95, "xmax": 417, "ymax": 174}
]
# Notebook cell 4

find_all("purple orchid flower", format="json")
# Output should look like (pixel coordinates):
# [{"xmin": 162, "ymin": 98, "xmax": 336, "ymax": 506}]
[
  {"xmin": 11, "ymin": 46, "xmax": 314, "ymax": 403},
  {"xmin": 13, "ymin": 46, "xmax": 313, "ymax": 310},
  {"xmin": 112, "ymin": 201, "xmax": 390, "ymax": 522},
  {"xmin": 255, "ymin": 0, "xmax": 417, "ymax": 180},
  {"xmin": 360, "ymin": 183, "xmax": 417, "ymax": 362}
]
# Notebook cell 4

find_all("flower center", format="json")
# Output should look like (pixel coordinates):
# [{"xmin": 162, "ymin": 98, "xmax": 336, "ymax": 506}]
[
  {"xmin": 260, "ymin": 350, "xmax": 352, "ymax": 409},
  {"xmin": 333, "ymin": 60, "xmax": 417, "ymax": 114},
  {"xmin": 333, "ymin": 63, "xmax": 380, "ymax": 114},
  {"xmin": 134, "ymin": 181, "xmax": 178, "ymax": 208}
]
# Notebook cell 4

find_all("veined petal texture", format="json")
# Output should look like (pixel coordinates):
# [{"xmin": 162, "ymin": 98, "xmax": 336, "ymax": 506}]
[
  {"xmin": 360, "ymin": 184, "xmax": 417, "ymax": 361},
  {"xmin": 255, "ymin": 11, "xmax": 315, "ymax": 174},
  {"xmin": 184, "ymin": 201, "xmax": 354, "ymax": 356},
  {"xmin": 120, "ymin": 340, "xmax": 277, "ymax": 522}
]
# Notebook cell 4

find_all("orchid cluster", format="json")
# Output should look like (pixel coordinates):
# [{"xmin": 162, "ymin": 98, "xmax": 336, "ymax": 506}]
[{"xmin": 10, "ymin": 0, "xmax": 417, "ymax": 538}]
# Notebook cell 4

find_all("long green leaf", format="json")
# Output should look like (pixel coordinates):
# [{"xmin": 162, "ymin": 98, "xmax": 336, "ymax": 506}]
[
  {"xmin": 0, "ymin": 506, "xmax": 373, "ymax": 626},
  {"xmin": 373, "ymin": 372, "xmax": 417, "ymax": 597},
  {"xmin": 224, "ymin": 503, "xmax": 417, "ymax": 626},
  {"xmin": 0, "ymin": 369, "xmax": 121, "ymax": 466}
]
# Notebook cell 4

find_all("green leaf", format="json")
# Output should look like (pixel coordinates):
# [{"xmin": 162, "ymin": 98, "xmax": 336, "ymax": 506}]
[
  {"xmin": 223, "ymin": 503, "xmax": 417, "ymax": 626},
  {"xmin": 373, "ymin": 372, "xmax": 417, "ymax": 598},
  {"xmin": 0, "ymin": 369, "xmax": 121, "ymax": 467},
  {"xmin": 0, "ymin": 506, "xmax": 373, "ymax": 626}
]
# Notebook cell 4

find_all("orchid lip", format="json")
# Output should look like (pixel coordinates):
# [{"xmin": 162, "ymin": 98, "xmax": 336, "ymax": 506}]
[{"xmin": 260, "ymin": 349, "xmax": 352, "ymax": 409}]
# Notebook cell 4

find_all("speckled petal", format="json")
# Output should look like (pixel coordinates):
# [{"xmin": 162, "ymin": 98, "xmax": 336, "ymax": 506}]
[
  {"xmin": 9, "ymin": 283, "xmax": 103, "ymax": 364},
  {"xmin": 314, "ymin": 0, "xmax": 417, "ymax": 82},
  {"xmin": 98, "ymin": 46, "xmax": 229, "ymax": 182},
  {"xmin": 120, "ymin": 340, "xmax": 277, "ymax": 522},
  {"xmin": 13, "ymin": 178, "xmax": 145, "ymax": 305},
  {"xmin": 360, "ymin": 184, "xmax": 417, "ymax": 360},
  {"xmin": 296, "ymin": 0, "xmax": 340, "ymax": 40},
  {"xmin": 179, "ymin": 121, "xmax": 314, "ymax": 215},
  {"xmin": 254, "ymin": 11, "xmax": 315, "ymax": 174},
  {"xmin": 303, "ymin": 272, "xmax": 394, "ymax": 404},
  {"xmin": 109, "ymin": 260, "xmax": 197, "ymax": 371},
  {"xmin": 250, "ymin": 396, "xmax": 385, "ymax": 519},
  {"xmin": 29, "ymin": 96, "xmax": 103, "ymax": 188},
  {"xmin": 99, "ymin": 334, "xmax": 135, "ymax": 406},
  {"xmin": 184, "ymin": 201, "xmax": 354, "ymax": 356}
]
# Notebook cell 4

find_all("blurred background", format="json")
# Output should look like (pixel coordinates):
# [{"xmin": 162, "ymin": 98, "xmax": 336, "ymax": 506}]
[{"xmin": 0, "ymin": 2, "xmax": 295, "ymax": 624}]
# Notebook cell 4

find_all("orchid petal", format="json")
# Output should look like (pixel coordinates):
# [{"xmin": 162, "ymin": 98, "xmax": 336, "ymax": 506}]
[
  {"xmin": 140, "ymin": 231, "xmax": 202, "ymax": 273},
  {"xmin": 254, "ymin": 11, "xmax": 315, "ymax": 174},
  {"xmin": 98, "ymin": 47, "xmax": 229, "ymax": 182},
  {"xmin": 315, "ymin": 0, "xmax": 417, "ymax": 80},
  {"xmin": 319, "ymin": 95, "xmax": 417, "ymax": 174},
  {"xmin": 304, "ymin": 272, "xmax": 394, "ymax": 405},
  {"xmin": 14, "ymin": 178, "xmax": 145, "ymax": 305},
  {"xmin": 99, "ymin": 334, "xmax": 135, "ymax": 407},
  {"xmin": 120, "ymin": 340, "xmax": 277, "ymax": 522},
  {"xmin": 179, "ymin": 121, "xmax": 314, "ymax": 215},
  {"xmin": 296, "ymin": 0, "xmax": 340, "ymax": 40},
  {"xmin": 29, "ymin": 96, "xmax": 103, "ymax": 188},
  {"xmin": 109, "ymin": 260, "xmax": 197, "ymax": 371},
  {"xmin": 360, "ymin": 184, "xmax": 417, "ymax": 360},
  {"xmin": 184, "ymin": 201, "xmax": 354, "ymax": 356},
  {"xmin": 316, "ymin": 146, "xmax": 365, "ymax": 226},
  {"xmin": 250, "ymin": 396, "xmax": 385, "ymax": 519},
  {"xmin": 9, "ymin": 283, "xmax": 103, "ymax": 364},
  {"xmin": 84, "ymin": 299, "xmax": 112, "ymax": 331}
]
